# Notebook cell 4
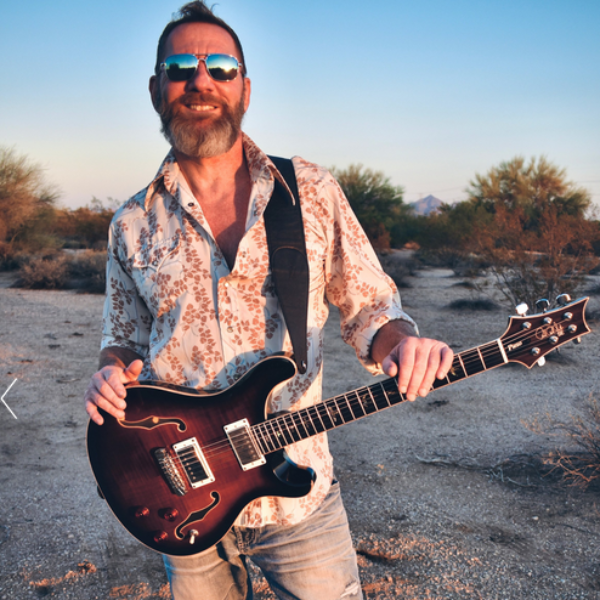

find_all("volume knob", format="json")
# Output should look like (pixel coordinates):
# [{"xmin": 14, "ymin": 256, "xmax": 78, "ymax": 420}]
[
  {"xmin": 134, "ymin": 506, "xmax": 150, "ymax": 518},
  {"xmin": 153, "ymin": 531, "xmax": 168, "ymax": 544}
]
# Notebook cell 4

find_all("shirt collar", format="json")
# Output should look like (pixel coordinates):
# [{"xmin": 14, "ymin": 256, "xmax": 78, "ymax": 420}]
[{"xmin": 142, "ymin": 134, "xmax": 295, "ymax": 211}]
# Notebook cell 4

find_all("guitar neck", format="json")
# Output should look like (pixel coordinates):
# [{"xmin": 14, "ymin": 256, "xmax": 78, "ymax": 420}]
[{"xmin": 252, "ymin": 338, "xmax": 506, "ymax": 454}]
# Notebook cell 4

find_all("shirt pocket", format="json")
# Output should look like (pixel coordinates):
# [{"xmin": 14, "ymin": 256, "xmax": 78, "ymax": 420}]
[{"xmin": 130, "ymin": 235, "xmax": 185, "ymax": 318}]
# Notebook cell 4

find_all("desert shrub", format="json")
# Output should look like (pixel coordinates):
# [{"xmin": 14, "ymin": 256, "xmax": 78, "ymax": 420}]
[
  {"xmin": 528, "ymin": 395, "xmax": 600, "ymax": 489},
  {"xmin": 378, "ymin": 253, "xmax": 418, "ymax": 288},
  {"xmin": 463, "ymin": 157, "xmax": 599, "ymax": 308},
  {"xmin": 331, "ymin": 164, "xmax": 409, "ymax": 251},
  {"xmin": 18, "ymin": 253, "xmax": 69, "ymax": 289},
  {"xmin": 13, "ymin": 250, "xmax": 107, "ymax": 293},
  {"xmin": 68, "ymin": 250, "xmax": 107, "ymax": 293},
  {"xmin": 447, "ymin": 298, "xmax": 499, "ymax": 311},
  {"xmin": 0, "ymin": 147, "xmax": 59, "ymax": 261}
]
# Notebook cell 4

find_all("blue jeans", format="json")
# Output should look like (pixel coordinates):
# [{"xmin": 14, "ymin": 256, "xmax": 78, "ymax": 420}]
[{"xmin": 163, "ymin": 481, "xmax": 363, "ymax": 600}]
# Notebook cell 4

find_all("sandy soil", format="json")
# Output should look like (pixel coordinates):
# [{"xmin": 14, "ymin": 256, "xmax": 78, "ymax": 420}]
[{"xmin": 1, "ymin": 264, "xmax": 600, "ymax": 600}]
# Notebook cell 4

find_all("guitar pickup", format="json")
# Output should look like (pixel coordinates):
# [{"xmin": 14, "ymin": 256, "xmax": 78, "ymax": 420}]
[
  {"xmin": 172, "ymin": 438, "xmax": 215, "ymax": 489},
  {"xmin": 224, "ymin": 419, "xmax": 266, "ymax": 471}
]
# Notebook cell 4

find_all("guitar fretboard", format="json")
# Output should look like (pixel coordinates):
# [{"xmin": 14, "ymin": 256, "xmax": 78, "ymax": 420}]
[{"xmin": 252, "ymin": 339, "xmax": 507, "ymax": 454}]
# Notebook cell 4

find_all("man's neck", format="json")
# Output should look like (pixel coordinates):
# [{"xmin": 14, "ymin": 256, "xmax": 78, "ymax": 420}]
[
  {"xmin": 173, "ymin": 136, "xmax": 247, "ymax": 204},
  {"xmin": 173, "ymin": 136, "xmax": 252, "ymax": 269}
]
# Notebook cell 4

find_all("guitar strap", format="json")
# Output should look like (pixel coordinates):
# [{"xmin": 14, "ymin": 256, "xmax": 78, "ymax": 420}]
[{"xmin": 264, "ymin": 156, "xmax": 309, "ymax": 375}]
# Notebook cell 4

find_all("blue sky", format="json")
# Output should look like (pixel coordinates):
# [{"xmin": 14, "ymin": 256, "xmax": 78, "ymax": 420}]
[{"xmin": 1, "ymin": 0, "xmax": 599, "ymax": 209}]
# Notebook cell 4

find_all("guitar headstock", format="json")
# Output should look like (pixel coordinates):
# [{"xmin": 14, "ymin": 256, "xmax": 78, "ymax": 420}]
[{"xmin": 501, "ymin": 297, "xmax": 591, "ymax": 368}]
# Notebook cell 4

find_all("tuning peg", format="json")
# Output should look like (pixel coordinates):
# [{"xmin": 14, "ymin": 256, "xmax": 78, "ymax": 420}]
[
  {"xmin": 537, "ymin": 357, "xmax": 546, "ymax": 367},
  {"xmin": 556, "ymin": 294, "xmax": 572, "ymax": 306},
  {"xmin": 515, "ymin": 303, "xmax": 529, "ymax": 316},
  {"xmin": 535, "ymin": 299, "xmax": 550, "ymax": 313},
  {"xmin": 574, "ymin": 337, "xmax": 582, "ymax": 345}
]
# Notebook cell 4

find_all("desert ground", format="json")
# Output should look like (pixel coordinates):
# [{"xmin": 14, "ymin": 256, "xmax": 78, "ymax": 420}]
[{"xmin": 1, "ymin": 260, "xmax": 600, "ymax": 600}]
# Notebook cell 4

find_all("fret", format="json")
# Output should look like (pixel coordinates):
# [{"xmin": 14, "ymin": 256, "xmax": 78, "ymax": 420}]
[
  {"xmin": 300, "ymin": 409, "xmax": 318, "ymax": 436},
  {"xmin": 282, "ymin": 416, "xmax": 300, "ymax": 443},
  {"xmin": 461, "ymin": 348, "xmax": 485, "ymax": 375},
  {"xmin": 383, "ymin": 379, "xmax": 403, "ymax": 405},
  {"xmin": 308, "ymin": 405, "xmax": 327, "ymax": 433},
  {"xmin": 258, "ymin": 423, "xmax": 276, "ymax": 452},
  {"xmin": 361, "ymin": 387, "xmax": 379, "ymax": 414},
  {"xmin": 480, "ymin": 341, "xmax": 505, "ymax": 369},
  {"xmin": 344, "ymin": 393, "xmax": 358, "ymax": 420},
  {"xmin": 378, "ymin": 381, "xmax": 393, "ymax": 408},
  {"xmin": 253, "ymin": 427, "xmax": 268, "ymax": 454},
  {"xmin": 446, "ymin": 356, "xmax": 466, "ymax": 384},
  {"xmin": 318, "ymin": 402, "xmax": 336, "ymax": 429},
  {"xmin": 267, "ymin": 419, "xmax": 283, "ymax": 450},
  {"xmin": 293, "ymin": 411, "xmax": 313, "ymax": 438},
  {"xmin": 277, "ymin": 418, "xmax": 294, "ymax": 445},
  {"xmin": 457, "ymin": 353, "xmax": 467, "ymax": 377},
  {"xmin": 329, "ymin": 399, "xmax": 348, "ymax": 425},
  {"xmin": 335, "ymin": 397, "xmax": 353, "ymax": 423},
  {"xmin": 496, "ymin": 338, "xmax": 508, "ymax": 364},
  {"xmin": 348, "ymin": 390, "xmax": 367, "ymax": 418}
]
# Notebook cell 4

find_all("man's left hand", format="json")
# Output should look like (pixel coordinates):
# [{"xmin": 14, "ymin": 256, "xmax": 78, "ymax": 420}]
[{"xmin": 382, "ymin": 336, "xmax": 453, "ymax": 401}]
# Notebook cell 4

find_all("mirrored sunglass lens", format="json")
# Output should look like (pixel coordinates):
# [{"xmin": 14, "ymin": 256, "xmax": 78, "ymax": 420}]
[
  {"xmin": 205, "ymin": 54, "xmax": 239, "ymax": 81},
  {"xmin": 164, "ymin": 54, "xmax": 198, "ymax": 81}
]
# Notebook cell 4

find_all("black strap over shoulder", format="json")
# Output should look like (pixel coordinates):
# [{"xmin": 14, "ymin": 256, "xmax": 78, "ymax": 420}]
[{"xmin": 264, "ymin": 156, "xmax": 309, "ymax": 374}]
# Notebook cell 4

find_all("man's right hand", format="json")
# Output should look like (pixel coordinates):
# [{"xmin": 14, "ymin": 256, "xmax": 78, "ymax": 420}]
[{"xmin": 84, "ymin": 360, "xmax": 143, "ymax": 425}]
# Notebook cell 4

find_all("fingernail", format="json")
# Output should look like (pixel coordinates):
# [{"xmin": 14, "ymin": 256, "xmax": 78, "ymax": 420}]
[{"xmin": 399, "ymin": 386, "xmax": 407, "ymax": 394}]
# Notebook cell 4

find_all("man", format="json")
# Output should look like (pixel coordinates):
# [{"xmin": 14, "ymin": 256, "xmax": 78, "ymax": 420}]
[{"xmin": 84, "ymin": 2, "xmax": 453, "ymax": 599}]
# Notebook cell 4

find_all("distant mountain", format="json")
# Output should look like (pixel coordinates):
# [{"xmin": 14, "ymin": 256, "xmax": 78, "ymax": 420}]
[{"xmin": 409, "ymin": 195, "xmax": 443, "ymax": 216}]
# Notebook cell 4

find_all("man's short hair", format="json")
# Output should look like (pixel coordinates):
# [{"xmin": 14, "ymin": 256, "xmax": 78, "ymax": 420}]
[{"xmin": 155, "ymin": 1, "xmax": 246, "ymax": 77}]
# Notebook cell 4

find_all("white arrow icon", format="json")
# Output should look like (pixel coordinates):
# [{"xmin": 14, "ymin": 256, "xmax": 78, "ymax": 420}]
[{"xmin": 1, "ymin": 378, "xmax": 18, "ymax": 419}]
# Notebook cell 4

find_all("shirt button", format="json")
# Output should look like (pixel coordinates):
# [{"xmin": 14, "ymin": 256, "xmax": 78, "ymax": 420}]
[
  {"xmin": 224, "ymin": 282, "xmax": 229, "ymax": 288},
  {"xmin": 227, "ymin": 327, "xmax": 233, "ymax": 333},
  {"xmin": 152, "ymin": 260, "xmax": 159, "ymax": 266},
  {"xmin": 187, "ymin": 202, "xmax": 194, "ymax": 207},
  {"xmin": 233, "ymin": 373, "xmax": 240, "ymax": 381}
]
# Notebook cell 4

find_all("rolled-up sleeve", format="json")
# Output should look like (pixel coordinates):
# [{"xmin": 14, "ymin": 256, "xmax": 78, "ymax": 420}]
[
  {"xmin": 321, "ymin": 172, "xmax": 416, "ymax": 374},
  {"xmin": 100, "ymin": 218, "xmax": 152, "ymax": 357}
]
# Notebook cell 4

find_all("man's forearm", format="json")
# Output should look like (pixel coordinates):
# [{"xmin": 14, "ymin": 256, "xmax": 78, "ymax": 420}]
[
  {"xmin": 99, "ymin": 346, "xmax": 144, "ymax": 370},
  {"xmin": 370, "ymin": 319, "xmax": 418, "ymax": 366}
]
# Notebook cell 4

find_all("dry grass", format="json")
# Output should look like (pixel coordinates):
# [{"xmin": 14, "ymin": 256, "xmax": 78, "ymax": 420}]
[
  {"xmin": 13, "ymin": 250, "xmax": 106, "ymax": 293},
  {"xmin": 527, "ymin": 394, "xmax": 600, "ymax": 489},
  {"xmin": 18, "ymin": 253, "xmax": 69, "ymax": 289}
]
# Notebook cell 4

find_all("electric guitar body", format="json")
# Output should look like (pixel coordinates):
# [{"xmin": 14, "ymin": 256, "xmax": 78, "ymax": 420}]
[{"xmin": 87, "ymin": 355, "xmax": 314, "ymax": 556}]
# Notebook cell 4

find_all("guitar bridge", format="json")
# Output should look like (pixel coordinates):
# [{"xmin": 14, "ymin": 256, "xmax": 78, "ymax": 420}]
[
  {"xmin": 224, "ymin": 419, "xmax": 266, "ymax": 471},
  {"xmin": 153, "ymin": 437, "xmax": 215, "ymax": 495}
]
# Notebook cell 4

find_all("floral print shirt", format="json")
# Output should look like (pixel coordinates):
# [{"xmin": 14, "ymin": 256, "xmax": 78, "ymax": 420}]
[{"xmin": 101, "ymin": 134, "xmax": 414, "ymax": 527}]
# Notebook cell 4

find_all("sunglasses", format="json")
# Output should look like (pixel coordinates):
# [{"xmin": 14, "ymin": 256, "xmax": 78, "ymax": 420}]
[{"xmin": 161, "ymin": 53, "xmax": 243, "ymax": 82}]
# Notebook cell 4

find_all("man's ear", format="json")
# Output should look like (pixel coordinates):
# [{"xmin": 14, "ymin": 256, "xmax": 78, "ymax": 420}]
[
  {"xmin": 243, "ymin": 77, "xmax": 251, "ymax": 113},
  {"xmin": 149, "ymin": 75, "xmax": 161, "ymax": 112}
]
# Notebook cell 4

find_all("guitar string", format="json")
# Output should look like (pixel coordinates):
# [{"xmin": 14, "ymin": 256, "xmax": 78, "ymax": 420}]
[
  {"xmin": 187, "ymin": 314, "xmax": 580, "ymax": 461},
  {"xmin": 170, "ymin": 314, "xmax": 580, "ymax": 464}
]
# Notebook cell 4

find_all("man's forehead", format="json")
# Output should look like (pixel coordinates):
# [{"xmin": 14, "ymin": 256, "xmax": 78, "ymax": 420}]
[{"xmin": 164, "ymin": 22, "xmax": 239, "ymax": 58}]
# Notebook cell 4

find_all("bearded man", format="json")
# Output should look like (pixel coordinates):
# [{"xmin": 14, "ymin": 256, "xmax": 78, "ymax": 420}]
[{"xmin": 84, "ymin": 2, "xmax": 453, "ymax": 599}]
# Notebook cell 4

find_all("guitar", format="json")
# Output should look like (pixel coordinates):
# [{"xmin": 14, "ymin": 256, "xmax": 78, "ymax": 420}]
[{"xmin": 87, "ymin": 297, "xmax": 591, "ymax": 556}]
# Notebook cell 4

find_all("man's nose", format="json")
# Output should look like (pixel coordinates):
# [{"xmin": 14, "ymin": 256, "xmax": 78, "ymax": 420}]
[{"xmin": 185, "ymin": 61, "xmax": 214, "ymax": 91}]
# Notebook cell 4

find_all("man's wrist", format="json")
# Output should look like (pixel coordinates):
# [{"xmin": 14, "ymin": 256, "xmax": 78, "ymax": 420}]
[
  {"xmin": 370, "ymin": 319, "xmax": 418, "ymax": 366},
  {"xmin": 99, "ymin": 346, "xmax": 143, "ymax": 370}
]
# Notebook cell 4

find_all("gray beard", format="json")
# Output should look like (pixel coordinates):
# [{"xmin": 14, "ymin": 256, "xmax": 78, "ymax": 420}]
[{"xmin": 158, "ymin": 91, "xmax": 245, "ymax": 159}]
